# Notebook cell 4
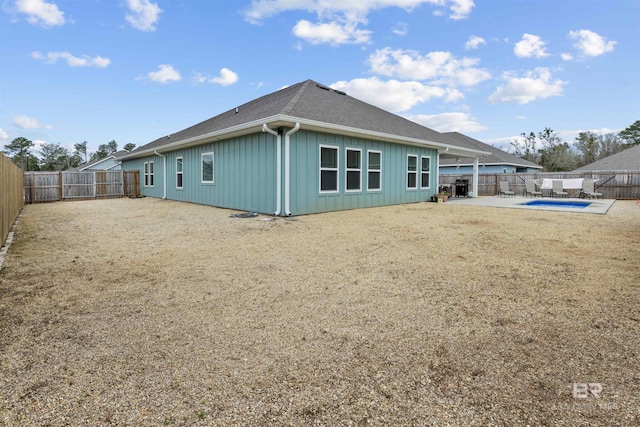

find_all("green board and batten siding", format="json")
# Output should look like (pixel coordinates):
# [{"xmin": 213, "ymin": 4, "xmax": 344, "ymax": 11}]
[
  {"xmin": 289, "ymin": 130, "xmax": 437, "ymax": 215},
  {"xmin": 123, "ymin": 128, "xmax": 438, "ymax": 216},
  {"xmin": 124, "ymin": 132, "xmax": 278, "ymax": 214}
]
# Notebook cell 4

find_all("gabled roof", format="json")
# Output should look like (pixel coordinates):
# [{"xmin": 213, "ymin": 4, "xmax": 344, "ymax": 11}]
[
  {"xmin": 121, "ymin": 79, "xmax": 489, "ymax": 160},
  {"xmin": 75, "ymin": 150, "xmax": 129, "ymax": 171},
  {"xmin": 439, "ymin": 132, "xmax": 542, "ymax": 169},
  {"xmin": 574, "ymin": 144, "xmax": 640, "ymax": 172}
]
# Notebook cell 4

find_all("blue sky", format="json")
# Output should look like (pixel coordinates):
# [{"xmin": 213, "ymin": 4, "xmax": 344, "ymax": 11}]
[{"xmin": 1, "ymin": 0, "xmax": 639, "ymax": 156}]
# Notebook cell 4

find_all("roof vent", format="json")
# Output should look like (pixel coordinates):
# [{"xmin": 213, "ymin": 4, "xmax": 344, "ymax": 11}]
[
  {"xmin": 235, "ymin": 107, "xmax": 239, "ymax": 113},
  {"xmin": 167, "ymin": 134, "xmax": 171, "ymax": 138},
  {"xmin": 333, "ymin": 89, "xmax": 346, "ymax": 95},
  {"xmin": 316, "ymin": 84, "xmax": 330, "ymax": 91}
]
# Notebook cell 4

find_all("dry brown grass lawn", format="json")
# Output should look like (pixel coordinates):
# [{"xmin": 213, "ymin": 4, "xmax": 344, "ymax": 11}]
[{"xmin": 1, "ymin": 197, "xmax": 639, "ymax": 426}]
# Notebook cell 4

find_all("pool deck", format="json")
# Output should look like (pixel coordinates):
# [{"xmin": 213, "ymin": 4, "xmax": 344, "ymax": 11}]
[{"xmin": 444, "ymin": 196, "xmax": 615, "ymax": 214}]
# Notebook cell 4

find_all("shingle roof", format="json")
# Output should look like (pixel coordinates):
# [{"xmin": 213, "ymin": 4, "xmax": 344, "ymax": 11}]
[
  {"xmin": 123, "ymin": 79, "xmax": 489, "ymax": 159},
  {"xmin": 439, "ymin": 132, "xmax": 542, "ymax": 169},
  {"xmin": 574, "ymin": 144, "xmax": 640, "ymax": 171}
]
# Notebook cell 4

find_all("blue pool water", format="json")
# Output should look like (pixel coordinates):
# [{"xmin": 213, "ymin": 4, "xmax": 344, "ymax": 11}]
[{"xmin": 520, "ymin": 200, "xmax": 592, "ymax": 208}]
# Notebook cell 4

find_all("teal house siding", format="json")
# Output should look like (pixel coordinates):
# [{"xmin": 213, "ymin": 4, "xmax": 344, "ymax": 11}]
[
  {"xmin": 123, "ymin": 132, "xmax": 278, "ymax": 214},
  {"xmin": 120, "ymin": 80, "xmax": 488, "ymax": 216},
  {"xmin": 288, "ymin": 130, "xmax": 437, "ymax": 215},
  {"xmin": 124, "ymin": 155, "xmax": 165, "ymax": 199}
]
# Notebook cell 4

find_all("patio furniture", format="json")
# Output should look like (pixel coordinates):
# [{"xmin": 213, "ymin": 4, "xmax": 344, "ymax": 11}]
[
  {"xmin": 525, "ymin": 180, "xmax": 542, "ymax": 198},
  {"xmin": 581, "ymin": 179, "xmax": 603, "ymax": 199},
  {"xmin": 499, "ymin": 181, "xmax": 515, "ymax": 197},
  {"xmin": 552, "ymin": 180, "xmax": 568, "ymax": 198}
]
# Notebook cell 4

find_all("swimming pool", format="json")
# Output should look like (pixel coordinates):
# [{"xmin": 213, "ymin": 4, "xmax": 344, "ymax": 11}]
[{"xmin": 520, "ymin": 200, "xmax": 592, "ymax": 208}]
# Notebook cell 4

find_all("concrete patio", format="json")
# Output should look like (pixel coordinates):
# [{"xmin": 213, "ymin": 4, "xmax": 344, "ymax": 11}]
[{"xmin": 444, "ymin": 195, "xmax": 615, "ymax": 214}]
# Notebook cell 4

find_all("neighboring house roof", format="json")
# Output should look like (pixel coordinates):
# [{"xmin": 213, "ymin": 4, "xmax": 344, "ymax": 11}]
[
  {"xmin": 121, "ymin": 79, "xmax": 489, "ymax": 160},
  {"xmin": 574, "ymin": 144, "xmax": 640, "ymax": 171},
  {"xmin": 76, "ymin": 150, "xmax": 129, "ymax": 171},
  {"xmin": 439, "ymin": 132, "xmax": 542, "ymax": 169}
]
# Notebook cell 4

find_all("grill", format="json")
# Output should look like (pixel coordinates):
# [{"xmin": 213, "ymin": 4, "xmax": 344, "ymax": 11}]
[{"xmin": 455, "ymin": 179, "xmax": 469, "ymax": 197}]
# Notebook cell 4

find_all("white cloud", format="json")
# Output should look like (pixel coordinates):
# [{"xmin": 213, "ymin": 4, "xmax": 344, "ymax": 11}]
[
  {"xmin": 12, "ymin": 115, "xmax": 52, "ymax": 129},
  {"xmin": 568, "ymin": 29, "xmax": 616, "ymax": 57},
  {"xmin": 368, "ymin": 47, "xmax": 491, "ymax": 87},
  {"xmin": 490, "ymin": 127, "xmax": 623, "ymax": 150},
  {"xmin": 32, "ymin": 139, "xmax": 47, "ymax": 152},
  {"xmin": 405, "ymin": 112, "xmax": 487, "ymax": 133},
  {"xmin": 14, "ymin": 0, "xmax": 65, "ymax": 27},
  {"xmin": 392, "ymin": 22, "xmax": 408, "ymax": 36},
  {"xmin": 244, "ymin": 1, "xmax": 473, "ymax": 46},
  {"xmin": 193, "ymin": 68, "xmax": 239, "ymax": 87},
  {"xmin": 488, "ymin": 68, "xmax": 566, "ymax": 104},
  {"xmin": 244, "ymin": 0, "xmax": 475, "ymax": 24},
  {"xmin": 125, "ymin": 0, "xmax": 162, "ymax": 32},
  {"xmin": 293, "ymin": 19, "xmax": 371, "ymax": 45},
  {"xmin": 146, "ymin": 64, "xmax": 182, "ymax": 84},
  {"xmin": 330, "ymin": 77, "xmax": 461, "ymax": 113},
  {"xmin": 514, "ymin": 34, "xmax": 549, "ymax": 58},
  {"xmin": 0, "ymin": 128, "xmax": 8, "ymax": 143},
  {"xmin": 31, "ymin": 51, "xmax": 111, "ymax": 67},
  {"xmin": 448, "ymin": 0, "xmax": 474, "ymax": 20},
  {"xmin": 561, "ymin": 53, "xmax": 573, "ymax": 61},
  {"xmin": 558, "ymin": 127, "xmax": 621, "ymax": 143},
  {"xmin": 465, "ymin": 35, "xmax": 486, "ymax": 50}
]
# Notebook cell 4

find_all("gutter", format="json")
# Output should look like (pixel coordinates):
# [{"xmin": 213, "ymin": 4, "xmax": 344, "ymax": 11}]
[
  {"xmin": 120, "ymin": 114, "xmax": 490, "ymax": 161},
  {"xmin": 284, "ymin": 123, "xmax": 300, "ymax": 216},
  {"xmin": 262, "ymin": 124, "xmax": 281, "ymax": 216},
  {"xmin": 154, "ymin": 150, "xmax": 167, "ymax": 199}
]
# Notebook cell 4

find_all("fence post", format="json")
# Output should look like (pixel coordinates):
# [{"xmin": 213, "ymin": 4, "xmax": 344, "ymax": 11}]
[
  {"xmin": 58, "ymin": 171, "xmax": 63, "ymax": 201},
  {"xmin": 30, "ymin": 173, "xmax": 35, "ymax": 204},
  {"xmin": 122, "ymin": 171, "xmax": 128, "ymax": 197}
]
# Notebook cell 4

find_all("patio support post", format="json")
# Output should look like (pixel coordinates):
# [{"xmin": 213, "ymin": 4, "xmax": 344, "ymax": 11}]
[{"xmin": 472, "ymin": 157, "xmax": 479, "ymax": 197}]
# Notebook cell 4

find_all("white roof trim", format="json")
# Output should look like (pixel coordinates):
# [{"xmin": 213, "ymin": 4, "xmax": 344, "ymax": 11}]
[
  {"xmin": 439, "ymin": 162, "xmax": 543, "ymax": 169},
  {"xmin": 120, "ymin": 114, "xmax": 490, "ymax": 160}
]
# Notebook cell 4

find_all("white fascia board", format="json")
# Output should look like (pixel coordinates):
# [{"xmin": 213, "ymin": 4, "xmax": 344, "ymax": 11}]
[
  {"xmin": 78, "ymin": 155, "xmax": 115, "ymax": 171},
  {"xmin": 280, "ymin": 115, "xmax": 490, "ymax": 157},
  {"xmin": 120, "ymin": 114, "xmax": 490, "ymax": 160},
  {"xmin": 439, "ymin": 161, "xmax": 543, "ymax": 169},
  {"xmin": 119, "ymin": 116, "xmax": 283, "ymax": 160}
]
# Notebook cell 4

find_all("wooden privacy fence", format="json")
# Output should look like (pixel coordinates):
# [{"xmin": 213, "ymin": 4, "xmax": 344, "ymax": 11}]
[
  {"xmin": 440, "ymin": 171, "xmax": 640, "ymax": 199},
  {"xmin": 1, "ymin": 153, "xmax": 25, "ymax": 246},
  {"xmin": 24, "ymin": 170, "xmax": 140, "ymax": 204}
]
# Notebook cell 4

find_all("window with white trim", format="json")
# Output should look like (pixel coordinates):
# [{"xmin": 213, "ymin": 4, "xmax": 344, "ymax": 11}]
[
  {"xmin": 144, "ymin": 161, "xmax": 154, "ymax": 187},
  {"xmin": 420, "ymin": 156, "xmax": 430, "ymax": 189},
  {"xmin": 201, "ymin": 152, "xmax": 214, "ymax": 184},
  {"xmin": 407, "ymin": 155, "xmax": 417, "ymax": 189},
  {"xmin": 367, "ymin": 150, "xmax": 381, "ymax": 191},
  {"xmin": 176, "ymin": 157, "xmax": 183, "ymax": 189},
  {"xmin": 345, "ymin": 148, "xmax": 361, "ymax": 192},
  {"xmin": 320, "ymin": 145, "xmax": 338, "ymax": 193}
]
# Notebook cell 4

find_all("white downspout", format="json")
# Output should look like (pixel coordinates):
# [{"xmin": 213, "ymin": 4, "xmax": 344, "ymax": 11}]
[
  {"xmin": 262, "ymin": 124, "xmax": 281, "ymax": 216},
  {"xmin": 154, "ymin": 150, "xmax": 167, "ymax": 199},
  {"xmin": 284, "ymin": 123, "xmax": 300, "ymax": 216}
]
